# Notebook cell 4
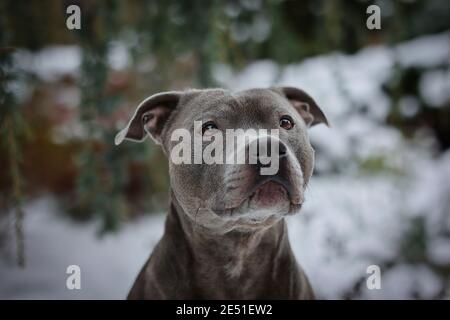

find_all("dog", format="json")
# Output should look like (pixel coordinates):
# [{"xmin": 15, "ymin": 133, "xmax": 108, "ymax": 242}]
[{"xmin": 115, "ymin": 87, "xmax": 328, "ymax": 299}]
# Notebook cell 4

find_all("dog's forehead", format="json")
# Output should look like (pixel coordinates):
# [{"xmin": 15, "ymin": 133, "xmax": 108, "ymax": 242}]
[
  {"xmin": 181, "ymin": 88, "xmax": 288, "ymax": 113},
  {"xmin": 235, "ymin": 88, "xmax": 284, "ymax": 105},
  {"xmin": 181, "ymin": 89, "xmax": 230, "ymax": 110}
]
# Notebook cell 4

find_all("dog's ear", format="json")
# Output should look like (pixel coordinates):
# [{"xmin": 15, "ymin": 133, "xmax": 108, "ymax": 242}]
[
  {"xmin": 115, "ymin": 91, "xmax": 181, "ymax": 145},
  {"xmin": 275, "ymin": 86, "xmax": 329, "ymax": 127}
]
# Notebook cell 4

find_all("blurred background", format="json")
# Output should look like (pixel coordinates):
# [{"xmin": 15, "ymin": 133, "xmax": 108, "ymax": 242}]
[{"xmin": 0, "ymin": 0, "xmax": 449, "ymax": 299}]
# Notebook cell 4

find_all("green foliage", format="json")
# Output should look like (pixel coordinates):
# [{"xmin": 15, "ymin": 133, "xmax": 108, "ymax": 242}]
[
  {"xmin": 0, "ymin": 9, "xmax": 30, "ymax": 265},
  {"xmin": 401, "ymin": 216, "xmax": 428, "ymax": 263},
  {"xmin": 358, "ymin": 155, "xmax": 405, "ymax": 176}
]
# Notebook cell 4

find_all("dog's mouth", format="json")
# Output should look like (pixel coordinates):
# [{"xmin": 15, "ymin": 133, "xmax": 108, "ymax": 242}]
[
  {"xmin": 215, "ymin": 179, "xmax": 303, "ymax": 218},
  {"xmin": 249, "ymin": 180, "xmax": 289, "ymax": 207}
]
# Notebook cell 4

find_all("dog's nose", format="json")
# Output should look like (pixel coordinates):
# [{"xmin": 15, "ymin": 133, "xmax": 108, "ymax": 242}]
[
  {"xmin": 248, "ymin": 137, "xmax": 287, "ymax": 166},
  {"xmin": 279, "ymin": 143, "xmax": 287, "ymax": 158}
]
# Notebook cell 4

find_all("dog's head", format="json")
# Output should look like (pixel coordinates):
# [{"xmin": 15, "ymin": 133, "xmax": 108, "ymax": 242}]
[{"xmin": 116, "ymin": 87, "xmax": 328, "ymax": 233}]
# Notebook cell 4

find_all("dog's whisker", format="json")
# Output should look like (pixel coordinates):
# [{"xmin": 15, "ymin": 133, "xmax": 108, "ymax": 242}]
[
  {"xmin": 194, "ymin": 207, "xmax": 200, "ymax": 229},
  {"xmin": 225, "ymin": 176, "xmax": 245, "ymax": 184},
  {"xmin": 225, "ymin": 185, "xmax": 240, "ymax": 192}
]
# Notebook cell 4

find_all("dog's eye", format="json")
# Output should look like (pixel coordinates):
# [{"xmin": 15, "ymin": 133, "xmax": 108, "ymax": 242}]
[
  {"xmin": 142, "ymin": 113, "xmax": 152, "ymax": 124},
  {"xmin": 202, "ymin": 121, "xmax": 218, "ymax": 135},
  {"xmin": 280, "ymin": 116, "xmax": 294, "ymax": 130}
]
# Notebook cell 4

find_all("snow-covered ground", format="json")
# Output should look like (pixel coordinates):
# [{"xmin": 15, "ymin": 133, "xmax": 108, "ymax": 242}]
[
  {"xmin": 1, "ymin": 32, "xmax": 449, "ymax": 299},
  {"xmin": 0, "ymin": 197, "xmax": 164, "ymax": 299}
]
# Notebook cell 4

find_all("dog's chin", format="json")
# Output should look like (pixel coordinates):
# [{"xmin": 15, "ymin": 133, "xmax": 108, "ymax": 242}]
[{"xmin": 219, "ymin": 181, "xmax": 303, "ymax": 228}]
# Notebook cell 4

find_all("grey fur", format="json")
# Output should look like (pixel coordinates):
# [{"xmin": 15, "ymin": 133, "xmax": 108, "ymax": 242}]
[{"xmin": 116, "ymin": 87, "xmax": 328, "ymax": 299}]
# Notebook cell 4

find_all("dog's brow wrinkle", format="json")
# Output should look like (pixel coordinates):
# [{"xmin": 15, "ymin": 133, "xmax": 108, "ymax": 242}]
[
  {"xmin": 226, "ymin": 170, "xmax": 238, "ymax": 178},
  {"xmin": 226, "ymin": 176, "xmax": 245, "ymax": 183},
  {"xmin": 225, "ymin": 185, "xmax": 240, "ymax": 191},
  {"xmin": 201, "ymin": 102, "xmax": 235, "ymax": 115}
]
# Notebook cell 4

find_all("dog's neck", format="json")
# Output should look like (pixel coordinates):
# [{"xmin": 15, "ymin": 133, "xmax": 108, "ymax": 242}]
[{"xmin": 166, "ymin": 192, "xmax": 295, "ymax": 298}]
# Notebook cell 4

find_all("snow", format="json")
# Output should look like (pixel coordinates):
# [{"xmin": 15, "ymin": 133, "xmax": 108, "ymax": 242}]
[
  {"xmin": 395, "ymin": 32, "xmax": 450, "ymax": 68},
  {"xmin": 0, "ymin": 197, "xmax": 164, "ymax": 299},
  {"xmin": 11, "ymin": 42, "xmax": 131, "ymax": 83},
  {"xmin": 108, "ymin": 42, "xmax": 131, "ymax": 71},
  {"xmin": 419, "ymin": 69, "xmax": 450, "ymax": 108},
  {"xmin": 13, "ymin": 46, "xmax": 82, "ymax": 82}
]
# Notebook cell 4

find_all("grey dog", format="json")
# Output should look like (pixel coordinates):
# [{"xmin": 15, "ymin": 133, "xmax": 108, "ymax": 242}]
[{"xmin": 115, "ymin": 87, "xmax": 328, "ymax": 299}]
